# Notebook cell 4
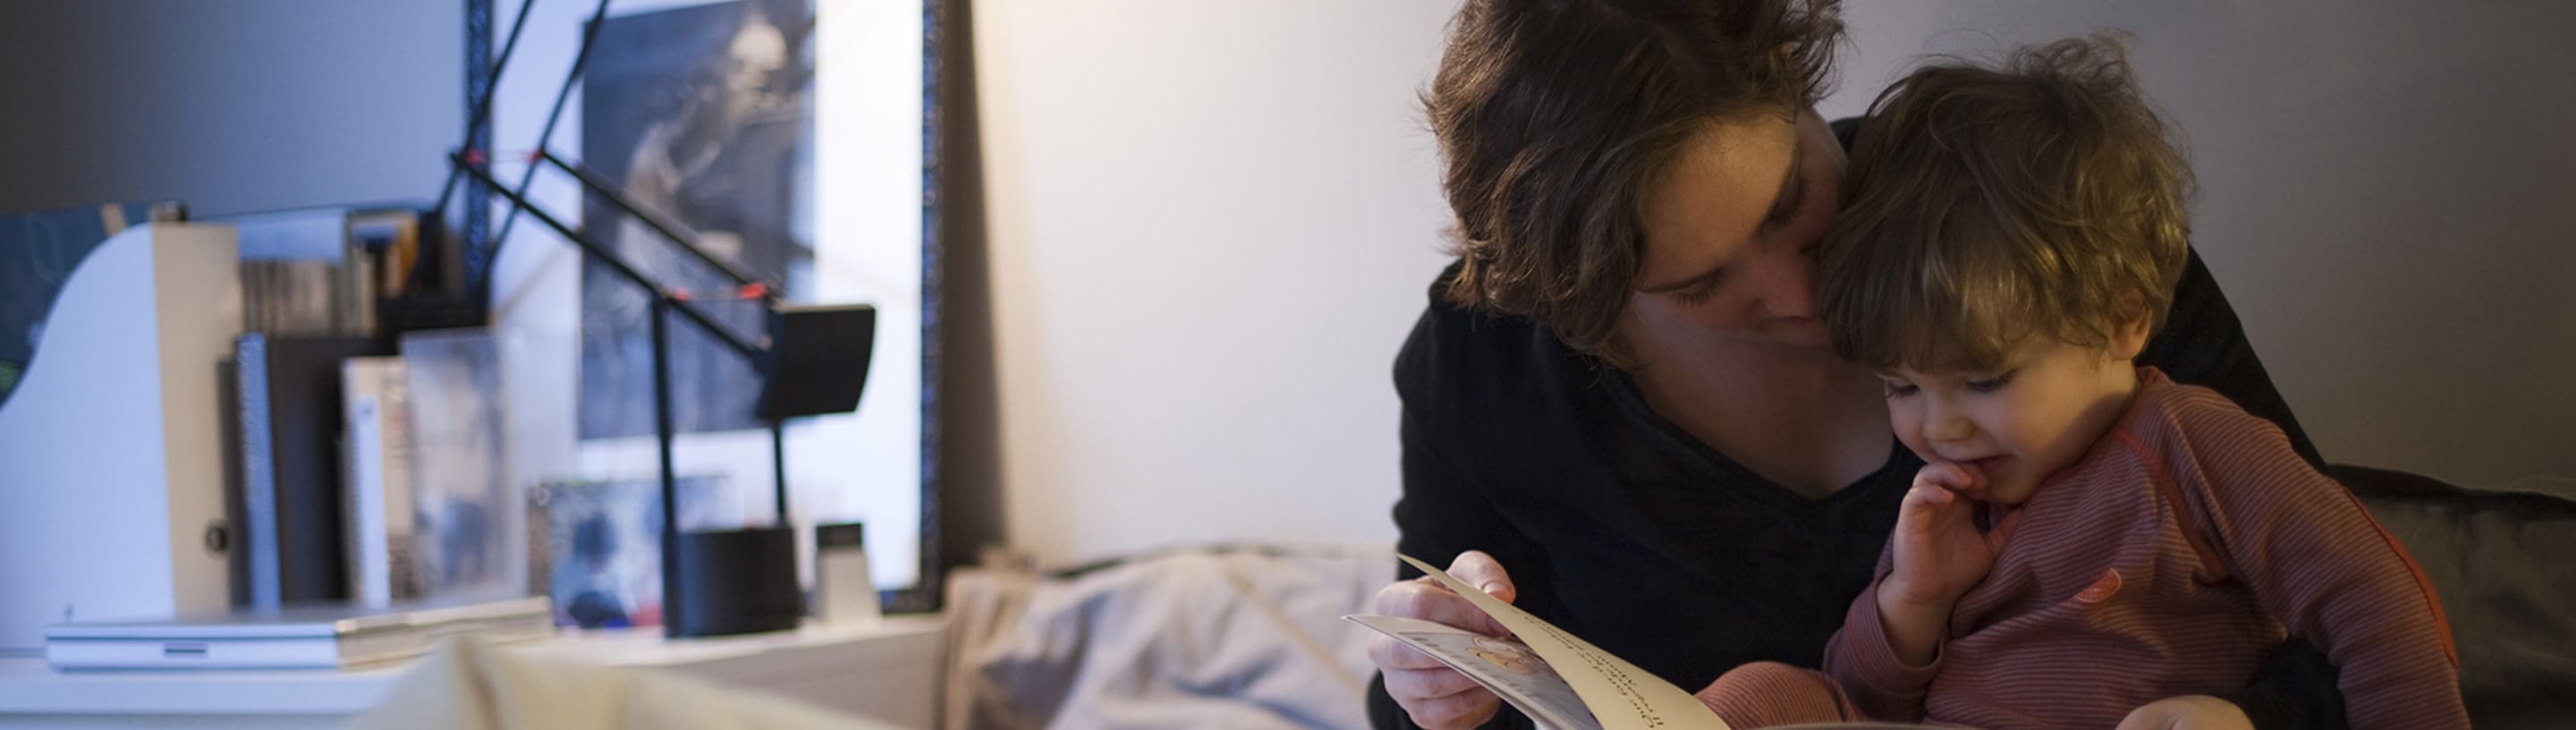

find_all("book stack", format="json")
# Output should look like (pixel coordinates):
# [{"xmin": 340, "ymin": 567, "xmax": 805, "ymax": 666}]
[
  {"xmin": 227, "ymin": 206, "xmax": 428, "ymax": 338},
  {"xmin": 215, "ymin": 206, "xmax": 509, "ymax": 611},
  {"xmin": 226, "ymin": 334, "xmax": 391, "ymax": 608}
]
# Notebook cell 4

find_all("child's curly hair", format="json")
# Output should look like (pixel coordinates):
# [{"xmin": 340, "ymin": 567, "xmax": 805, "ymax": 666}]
[{"xmin": 1821, "ymin": 35, "xmax": 2193, "ymax": 372}]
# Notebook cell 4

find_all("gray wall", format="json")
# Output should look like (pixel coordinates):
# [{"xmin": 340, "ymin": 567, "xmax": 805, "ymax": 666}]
[
  {"xmin": 0, "ymin": 1, "xmax": 462, "ymax": 216},
  {"xmin": 1824, "ymin": 1, "xmax": 2576, "ymax": 487}
]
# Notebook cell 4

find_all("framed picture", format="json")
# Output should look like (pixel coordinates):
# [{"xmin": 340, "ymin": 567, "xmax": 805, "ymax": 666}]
[
  {"xmin": 463, "ymin": 0, "xmax": 945, "ymax": 611},
  {"xmin": 527, "ymin": 476, "xmax": 731, "ymax": 629},
  {"xmin": 0, "ymin": 202, "xmax": 168, "ymax": 409}
]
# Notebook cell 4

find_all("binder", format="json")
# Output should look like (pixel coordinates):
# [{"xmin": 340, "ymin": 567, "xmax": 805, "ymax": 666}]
[{"xmin": 227, "ymin": 334, "xmax": 393, "ymax": 608}]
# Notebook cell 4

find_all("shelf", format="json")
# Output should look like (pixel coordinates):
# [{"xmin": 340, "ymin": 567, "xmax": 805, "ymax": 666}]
[{"xmin": 0, "ymin": 615, "xmax": 944, "ymax": 727}]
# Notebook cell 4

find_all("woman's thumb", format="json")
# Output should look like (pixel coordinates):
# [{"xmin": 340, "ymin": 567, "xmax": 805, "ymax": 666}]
[{"xmin": 1448, "ymin": 550, "xmax": 1517, "ymax": 604}]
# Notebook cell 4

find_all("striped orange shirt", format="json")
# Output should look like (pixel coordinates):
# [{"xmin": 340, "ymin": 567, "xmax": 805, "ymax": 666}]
[{"xmin": 1821, "ymin": 367, "xmax": 2465, "ymax": 729}]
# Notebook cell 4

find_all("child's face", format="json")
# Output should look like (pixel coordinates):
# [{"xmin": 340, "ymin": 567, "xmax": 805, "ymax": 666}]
[{"xmin": 1877, "ymin": 322, "xmax": 2150, "ymax": 505}]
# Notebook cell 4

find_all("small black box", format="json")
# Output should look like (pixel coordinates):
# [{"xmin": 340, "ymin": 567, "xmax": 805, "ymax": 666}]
[{"xmin": 666, "ymin": 526, "xmax": 802, "ymax": 637}]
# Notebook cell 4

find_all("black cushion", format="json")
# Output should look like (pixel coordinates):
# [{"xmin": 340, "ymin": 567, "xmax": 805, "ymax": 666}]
[{"xmin": 2334, "ymin": 463, "xmax": 2576, "ymax": 726}]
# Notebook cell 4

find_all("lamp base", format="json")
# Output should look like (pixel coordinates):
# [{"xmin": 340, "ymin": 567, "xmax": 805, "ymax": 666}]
[{"xmin": 665, "ymin": 526, "xmax": 802, "ymax": 638}]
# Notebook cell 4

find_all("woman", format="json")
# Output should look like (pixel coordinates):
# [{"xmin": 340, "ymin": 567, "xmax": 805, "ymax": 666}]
[{"xmin": 1368, "ymin": 2, "xmax": 2338, "ymax": 728}]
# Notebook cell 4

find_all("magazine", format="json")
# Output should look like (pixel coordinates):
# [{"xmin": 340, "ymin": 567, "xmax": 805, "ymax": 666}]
[
  {"xmin": 401, "ymin": 328, "xmax": 522, "ymax": 600},
  {"xmin": 1345, "ymin": 554, "xmax": 1731, "ymax": 730}
]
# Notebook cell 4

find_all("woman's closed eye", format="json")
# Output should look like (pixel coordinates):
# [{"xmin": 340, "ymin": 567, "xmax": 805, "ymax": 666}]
[
  {"xmin": 1663, "ymin": 265, "xmax": 1730, "ymax": 305},
  {"xmin": 1758, "ymin": 153, "xmax": 1810, "ymax": 234},
  {"xmin": 1881, "ymin": 379, "xmax": 1919, "ymax": 398},
  {"xmin": 1759, "ymin": 185, "xmax": 1805, "ymax": 233},
  {"xmin": 1672, "ymin": 280, "xmax": 1722, "ymax": 305}
]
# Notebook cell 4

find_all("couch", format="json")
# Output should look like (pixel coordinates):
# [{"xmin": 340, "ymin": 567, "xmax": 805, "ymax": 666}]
[{"xmin": 940, "ymin": 466, "xmax": 2576, "ymax": 729}]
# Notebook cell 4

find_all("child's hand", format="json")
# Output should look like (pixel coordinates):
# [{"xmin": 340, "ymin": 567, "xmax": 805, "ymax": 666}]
[
  {"xmin": 2115, "ymin": 695, "xmax": 2254, "ymax": 730},
  {"xmin": 1884, "ymin": 461, "xmax": 1996, "ymax": 610}
]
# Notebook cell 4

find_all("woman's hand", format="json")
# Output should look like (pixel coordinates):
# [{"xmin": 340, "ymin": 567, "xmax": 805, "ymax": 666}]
[
  {"xmin": 1884, "ymin": 461, "xmax": 1996, "ymax": 610},
  {"xmin": 1875, "ymin": 462, "xmax": 1996, "ymax": 666},
  {"xmin": 2116, "ymin": 695, "xmax": 2256, "ymax": 730},
  {"xmin": 1367, "ymin": 550, "xmax": 1518, "ymax": 729}
]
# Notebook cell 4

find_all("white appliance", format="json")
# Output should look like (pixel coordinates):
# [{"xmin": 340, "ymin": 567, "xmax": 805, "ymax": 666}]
[{"xmin": 0, "ymin": 223, "xmax": 242, "ymax": 654}]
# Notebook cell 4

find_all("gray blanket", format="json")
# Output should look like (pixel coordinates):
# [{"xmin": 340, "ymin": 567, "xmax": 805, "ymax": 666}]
[{"xmin": 943, "ymin": 546, "xmax": 1390, "ymax": 730}]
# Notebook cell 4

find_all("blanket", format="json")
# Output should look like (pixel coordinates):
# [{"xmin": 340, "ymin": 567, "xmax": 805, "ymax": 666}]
[{"xmin": 943, "ymin": 545, "xmax": 1390, "ymax": 730}]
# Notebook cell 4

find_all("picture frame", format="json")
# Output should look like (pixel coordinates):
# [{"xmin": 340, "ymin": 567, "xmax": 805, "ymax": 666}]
[{"xmin": 460, "ymin": 0, "xmax": 945, "ymax": 612}]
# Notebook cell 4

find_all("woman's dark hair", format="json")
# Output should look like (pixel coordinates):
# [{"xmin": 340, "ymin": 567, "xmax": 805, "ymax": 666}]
[{"xmin": 1429, "ymin": 0, "xmax": 1845, "ymax": 361}]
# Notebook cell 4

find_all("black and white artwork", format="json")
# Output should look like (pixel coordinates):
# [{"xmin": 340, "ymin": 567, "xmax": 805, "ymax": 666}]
[
  {"xmin": 579, "ymin": 0, "xmax": 813, "ymax": 439},
  {"xmin": 486, "ymin": 0, "xmax": 934, "ymax": 608},
  {"xmin": 0, "ymin": 202, "xmax": 161, "ymax": 409}
]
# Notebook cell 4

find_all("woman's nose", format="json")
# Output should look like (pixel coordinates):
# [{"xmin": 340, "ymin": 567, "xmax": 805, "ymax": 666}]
[{"xmin": 1752, "ymin": 247, "xmax": 1818, "ymax": 320}]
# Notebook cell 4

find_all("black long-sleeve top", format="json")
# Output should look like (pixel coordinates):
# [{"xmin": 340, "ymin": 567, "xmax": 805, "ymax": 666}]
[{"xmin": 1367, "ymin": 245, "xmax": 2333, "ymax": 729}]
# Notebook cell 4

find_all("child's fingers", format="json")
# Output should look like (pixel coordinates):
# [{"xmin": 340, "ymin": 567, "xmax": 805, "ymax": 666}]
[
  {"xmin": 1953, "ymin": 461, "xmax": 1989, "ymax": 494},
  {"xmin": 1895, "ymin": 484, "xmax": 1937, "ymax": 533},
  {"xmin": 1902, "ymin": 481, "xmax": 1953, "ymax": 515},
  {"xmin": 1897, "ymin": 481, "xmax": 1970, "ymax": 544},
  {"xmin": 1915, "ymin": 461, "xmax": 1983, "ymax": 491}
]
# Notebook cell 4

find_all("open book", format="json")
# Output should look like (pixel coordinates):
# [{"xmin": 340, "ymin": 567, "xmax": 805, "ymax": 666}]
[{"xmin": 1346, "ymin": 555, "xmax": 1731, "ymax": 730}]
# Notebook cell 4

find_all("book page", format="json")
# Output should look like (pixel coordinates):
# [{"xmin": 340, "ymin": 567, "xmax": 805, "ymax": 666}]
[
  {"xmin": 1396, "ymin": 554, "xmax": 1728, "ymax": 730},
  {"xmin": 1349, "ymin": 615, "xmax": 1601, "ymax": 730}
]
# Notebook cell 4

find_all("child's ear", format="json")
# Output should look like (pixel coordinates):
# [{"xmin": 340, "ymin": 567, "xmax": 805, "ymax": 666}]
[{"xmin": 2108, "ymin": 293, "xmax": 2155, "ymax": 361}]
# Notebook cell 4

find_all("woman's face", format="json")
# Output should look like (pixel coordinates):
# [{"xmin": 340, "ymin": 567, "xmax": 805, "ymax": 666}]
[{"xmin": 1620, "ymin": 109, "xmax": 1844, "ymax": 357}]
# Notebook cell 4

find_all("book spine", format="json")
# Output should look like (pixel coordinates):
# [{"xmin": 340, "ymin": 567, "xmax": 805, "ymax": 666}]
[
  {"xmin": 342, "ymin": 357, "xmax": 415, "ymax": 607},
  {"xmin": 382, "ymin": 361, "xmax": 417, "ymax": 603},
  {"xmin": 343, "ymin": 362, "xmax": 387, "ymax": 607},
  {"xmin": 235, "ymin": 334, "xmax": 282, "ymax": 609}
]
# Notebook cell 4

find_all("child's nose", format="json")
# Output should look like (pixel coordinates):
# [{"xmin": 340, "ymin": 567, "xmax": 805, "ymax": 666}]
[{"xmin": 1926, "ymin": 403, "xmax": 1976, "ymax": 444}]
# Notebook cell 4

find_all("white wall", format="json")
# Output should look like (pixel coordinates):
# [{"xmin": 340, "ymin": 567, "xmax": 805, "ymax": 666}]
[
  {"xmin": 971, "ymin": 1, "xmax": 1458, "ymax": 566},
  {"xmin": 0, "ymin": 1, "xmax": 461, "ymax": 216},
  {"xmin": 21, "ymin": 0, "xmax": 2555, "ymax": 581},
  {"xmin": 1823, "ymin": 0, "xmax": 2576, "ymax": 487},
  {"xmin": 973, "ymin": 2, "xmax": 2576, "ymax": 566}
]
